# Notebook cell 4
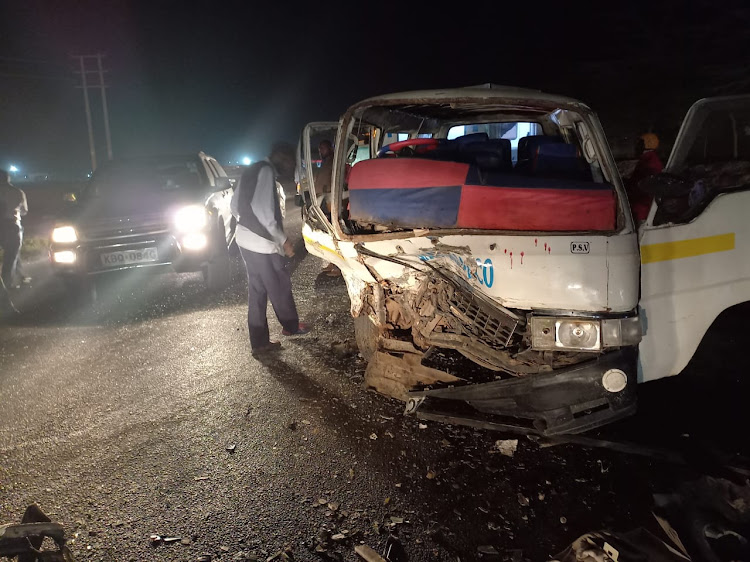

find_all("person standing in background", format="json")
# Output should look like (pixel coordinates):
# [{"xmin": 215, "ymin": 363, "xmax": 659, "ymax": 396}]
[
  {"xmin": 626, "ymin": 133, "xmax": 664, "ymax": 222},
  {"xmin": 0, "ymin": 170, "xmax": 27, "ymax": 290}
]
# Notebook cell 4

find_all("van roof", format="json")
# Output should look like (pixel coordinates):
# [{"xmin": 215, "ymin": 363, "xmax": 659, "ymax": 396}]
[{"xmin": 353, "ymin": 84, "xmax": 589, "ymax": 109}]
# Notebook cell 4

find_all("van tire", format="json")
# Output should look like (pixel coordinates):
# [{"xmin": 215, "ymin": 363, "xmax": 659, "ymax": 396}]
[{"xmin": 354, "ymin": 314, "xmax": 379, "ymax": 361}]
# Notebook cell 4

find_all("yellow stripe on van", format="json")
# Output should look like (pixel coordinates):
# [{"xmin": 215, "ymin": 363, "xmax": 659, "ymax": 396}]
[
  {"xmin": 302, "ymin": 234, "xmax": 339, "ymax": 257},
  {"xmin": 641, "ymin": 233, "xmax": 735, "ymax": 264}
]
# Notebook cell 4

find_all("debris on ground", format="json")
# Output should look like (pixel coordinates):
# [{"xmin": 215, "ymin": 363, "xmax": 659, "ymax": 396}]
[
  {"xmin": 370, "ymin": 433, "xmax": 378, "ymax": 440},
  {"xmin": 494, "ymin": 439, "xmax": 518, "ymax": 457},
  {"xmin": 383, "ymin": 535, "xmax": 408, "ymax": 562},
  {"xmin": 355, "ymin": 544, "xmax": 388, "ymax": 562},
  {"xmin": 550, "ymin": 529, "xmax": 688, "ymax": 562},
  {"xmin": 226, "ymin": 443, "xmax": 237, "ymax": 453},
  {"xmin": 266, "ymin": 546, "xmax": 294, "ymax": 561},
  {"xmin": 477, "ymin": 545, "xmax": 499, "ymax": 556},
  {"xmin": 517, "ymin": 493, "xmax": 530, "ymax": 507},
  {"xmin": 331, "ymin": 339, "xmax": 358, "ymax": 356},
  {"xmin": 0, "ymin": 504, "xmax": 75, "ymax": 561}
]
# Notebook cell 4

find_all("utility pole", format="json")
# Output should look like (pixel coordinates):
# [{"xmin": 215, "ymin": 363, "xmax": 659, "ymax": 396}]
[
  {"xmin": 96, "ymin": 53, "xmax": 113, "ymax": 161},
  {"xmin": 72, "ymin": 53, "xmax": 113, "ymax": 171},
  {"xmin": 74, "ymin": 55, "xmax": 97, "ymax": 172}
]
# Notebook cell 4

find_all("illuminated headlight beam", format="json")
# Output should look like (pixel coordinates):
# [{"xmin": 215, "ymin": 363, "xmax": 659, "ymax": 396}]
[
  {"xmin": 51, "ymin": 226, "xmax": 78, "ymax": 243},
  {"xmin": 174, "ymin": 205, "xmax": 208, "ymax": 233}
]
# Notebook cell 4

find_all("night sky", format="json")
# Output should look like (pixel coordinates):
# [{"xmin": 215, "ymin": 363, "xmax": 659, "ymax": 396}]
[{"xmin": 1, "ymin": 0, "xmax": 749, "ymax": 178}]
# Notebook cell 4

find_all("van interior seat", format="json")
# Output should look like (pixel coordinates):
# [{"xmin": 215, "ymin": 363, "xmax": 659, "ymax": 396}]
[
  {"xmin": 461, "ymin": 139, "xmax": 513, "ymax": 172},
  {"xmin": 454, "ymin": 132, "xmax": 489, "ymax": 146},
  {"xmin": 347, "ymin": 157, "xmax": 616, "ymax": 231},
  {"xmin": 532, "ymin": 143, "xmax": 593, "ymax": 182},
  {"xmin": 516, "ymin": 135, "xmax": 563, "ymax": 172}
]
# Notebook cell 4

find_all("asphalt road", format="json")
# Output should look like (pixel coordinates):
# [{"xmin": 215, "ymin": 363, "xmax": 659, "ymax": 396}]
[{"xmin": 1, "ymin": 210, "xmax": 748, "ymax": 562}]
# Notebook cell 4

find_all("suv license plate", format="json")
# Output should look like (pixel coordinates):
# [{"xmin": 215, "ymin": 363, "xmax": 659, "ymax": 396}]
[{"xmin": 101, "ymin": 247, "xmax": 158, "ymax": 267}]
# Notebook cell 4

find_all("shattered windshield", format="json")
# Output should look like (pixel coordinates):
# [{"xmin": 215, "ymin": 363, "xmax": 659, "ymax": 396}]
[{"xmin": 343, "ymin": 102, "xmax": 615, "ymax": 234}]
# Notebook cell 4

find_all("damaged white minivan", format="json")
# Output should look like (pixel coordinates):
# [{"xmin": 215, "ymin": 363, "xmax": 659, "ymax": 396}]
[{"xmin": 298, "ymin": 85, "xmax": 750, "ymax": 435}]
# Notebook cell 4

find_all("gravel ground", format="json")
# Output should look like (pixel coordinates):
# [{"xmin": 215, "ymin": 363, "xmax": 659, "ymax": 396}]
[{"xmin": 1, "ymin": 209, "xmax": 748, "ymax": 562}]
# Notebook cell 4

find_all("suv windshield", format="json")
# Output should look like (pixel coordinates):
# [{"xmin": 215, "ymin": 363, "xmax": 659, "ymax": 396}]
[{"xmin": 85, "ymin": 157, "xmax": 206, "ymax": 197}]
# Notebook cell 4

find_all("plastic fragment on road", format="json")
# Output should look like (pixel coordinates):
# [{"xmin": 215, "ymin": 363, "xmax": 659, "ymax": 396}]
[{"xmin": 495, "ymin": 439, "xmax": 518, "ymax": 457}]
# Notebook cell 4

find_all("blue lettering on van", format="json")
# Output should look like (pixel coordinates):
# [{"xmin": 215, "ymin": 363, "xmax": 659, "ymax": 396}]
[{"xmin": 418, "ymin": 253, "xmax": 494, "ymax": 288}]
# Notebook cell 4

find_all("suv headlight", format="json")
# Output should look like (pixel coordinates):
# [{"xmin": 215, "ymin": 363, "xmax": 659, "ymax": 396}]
[
  {"xmin": 531, "ymin": 316, "xmax": 641, "ymax": 351},
  {"xmin": 174, "ymin": 205, "xmax": 208, "ymax": 233},
  {"xmin": 51, "ymin": 225, "xmax": 78, "ymax": 243}
]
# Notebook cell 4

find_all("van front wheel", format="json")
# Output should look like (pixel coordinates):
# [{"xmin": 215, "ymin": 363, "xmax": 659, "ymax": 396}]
[{"xmin": 354, "ymin": 314, "xmax": 379, "ymax": 361}]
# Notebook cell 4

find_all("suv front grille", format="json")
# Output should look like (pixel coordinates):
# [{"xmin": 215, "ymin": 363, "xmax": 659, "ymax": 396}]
[{"xmin": 81, "ymin": 215, "xmax": 169, "ymax": 242}]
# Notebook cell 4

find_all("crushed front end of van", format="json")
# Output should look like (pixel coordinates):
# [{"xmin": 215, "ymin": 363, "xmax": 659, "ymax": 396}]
[{"xmin": 299, "ymin": 85, "xmax": 642, "ymax": 435}]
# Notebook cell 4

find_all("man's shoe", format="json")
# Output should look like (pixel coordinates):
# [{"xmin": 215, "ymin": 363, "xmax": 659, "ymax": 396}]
[
  {"xmin": 282, "ymin": 323, "xmax": 311, "ymax": 336},
  {"xmin": 251, "ymin": 341, "xmax": 282, "ymax": 357}
]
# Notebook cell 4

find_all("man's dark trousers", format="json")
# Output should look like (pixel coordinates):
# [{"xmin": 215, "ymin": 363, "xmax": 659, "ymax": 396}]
[{"xmin": 239, "ymin": 247, "xmax": 299, "ymax": 350}]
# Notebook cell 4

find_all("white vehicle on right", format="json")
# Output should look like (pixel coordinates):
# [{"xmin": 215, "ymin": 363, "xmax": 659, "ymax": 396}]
[{"xmin": 638, "ymin": 94, "xmax": 750, "ymax": 383}]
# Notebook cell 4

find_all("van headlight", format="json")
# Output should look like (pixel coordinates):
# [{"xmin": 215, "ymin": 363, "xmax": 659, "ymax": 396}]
[
  {"xmin": 174, "ymin": 205, "xmax": 208, "ymax": 233},
  {"xmin": 531, "ymin": 316, "xmax": 641, "ymax": 351},
  {"xmin": 51, "ymin": 225, "xmax": 78, "ymax": 243}
]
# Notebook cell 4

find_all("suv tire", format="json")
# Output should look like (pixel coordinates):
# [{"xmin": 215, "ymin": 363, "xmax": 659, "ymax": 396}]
[{"xmin": 204, "ymin": 227, "xmax": 231, "ymax": 291}]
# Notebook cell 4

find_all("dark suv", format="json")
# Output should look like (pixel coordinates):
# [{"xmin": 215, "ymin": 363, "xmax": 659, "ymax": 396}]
[{"xmin": 50, "ymin": 152, "xmax": 236, "ymax": 293}]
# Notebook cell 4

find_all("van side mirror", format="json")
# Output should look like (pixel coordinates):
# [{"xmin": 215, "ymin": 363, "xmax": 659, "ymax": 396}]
[{"xmin": 214, "ymin": 176, "xmax": 231, "ymax": 191}]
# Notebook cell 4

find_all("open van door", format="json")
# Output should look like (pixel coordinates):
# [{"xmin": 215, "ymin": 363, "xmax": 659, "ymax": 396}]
[
  {"xmin": 638, "ymin": 95, "xmax": 750, "ymax": 382},
  {"xmin": 298, "ymin": 122, "xmax": 351, "ymax": 271}
]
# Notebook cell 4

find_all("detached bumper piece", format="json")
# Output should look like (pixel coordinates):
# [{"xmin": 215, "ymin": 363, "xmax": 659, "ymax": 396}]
[
  {"xmin": 0, "ymin": 504, "xmax": 75, "ymax": 561},
  {"xmin": 407, "ymin": 349, "xmax": 637, "ymax": 436}
]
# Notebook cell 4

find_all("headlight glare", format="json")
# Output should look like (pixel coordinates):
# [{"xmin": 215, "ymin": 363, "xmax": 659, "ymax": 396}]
[
  {"xmin": 174, "ymin": 205, "xmax": 207, "ymax": 233},
  {"xmin": 52, "ymin": 226, "xmax": 78, "ymax": 244},
  {"xmin": 53, "ymin": 250, "xmax": 77, "ymax": 264}
]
